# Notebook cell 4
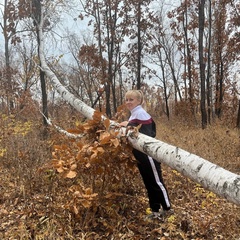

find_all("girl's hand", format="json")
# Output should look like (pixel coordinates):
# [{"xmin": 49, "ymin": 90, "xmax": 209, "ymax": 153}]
[{"xmin": 119, "ymin": 121, "xmax": 128, "ymax": 127}]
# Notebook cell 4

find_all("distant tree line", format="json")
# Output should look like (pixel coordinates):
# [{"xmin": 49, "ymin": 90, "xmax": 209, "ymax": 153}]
[{"xmin": 0, "ymin": 0, "xmax": 239, "ymax": 128}]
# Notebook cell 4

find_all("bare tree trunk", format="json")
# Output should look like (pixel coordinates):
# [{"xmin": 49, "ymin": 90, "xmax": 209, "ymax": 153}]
[
  {"xmin": 159, "ymin": 49, "xmax": 170, "ymax": 120},
  {"xmin": 213, "ymin": 2, "xmax": 226, "ymax": 119},
  {"xmin": 136, "ymin": 0, "xmax": 142, "ymax": 90},
  {"xmin": 215, "ymin": 62, "xmax": 224, "ymax": 118},
  {"xmin": 3, "ymin": 0, "xmax": 14, "ymax": 112},
  {"xmin": 183, "ymin": 5, "xmax": 193, "ymax": 108},
  {"xmin": 161, "ymin": 36, "xmax": 182, "ymax": 102},
  {"xmin": 206, "ymin": 0, "xmax": 212, "ymax": 124},
  {"xmin": 237, "ymin": 99, "xmax": 240, "ymax": 128},
  {"xmin": 129, "ymin": 134, "xmax": 240, "ymax": 205},
  {"xmin": 33, "ymin": 0, "xmax": 48, "ymax": 126},
  {"xmin": 199, "ymin": 0, "xmax": 207, "ymax": 129}
]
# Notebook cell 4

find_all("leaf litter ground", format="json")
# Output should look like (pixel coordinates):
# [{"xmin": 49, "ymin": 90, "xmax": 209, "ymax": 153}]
[{"xmin": 0, "ymin": 115, "xmax": 240, "ymax": 239}]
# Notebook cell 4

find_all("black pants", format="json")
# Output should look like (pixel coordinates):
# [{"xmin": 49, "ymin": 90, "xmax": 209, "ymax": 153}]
[{"xmin": 133, "ymin": 149, "xmax": 171, "ymax": 212}]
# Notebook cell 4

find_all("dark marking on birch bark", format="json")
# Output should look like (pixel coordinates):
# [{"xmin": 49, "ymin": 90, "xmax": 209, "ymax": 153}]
[
  {"xmin": 155, "ymin": 146, "xmax": 161, "ymax": 153},
  {"xmin": 196, "ymin": 163, "xmax": 203, "ymax": 172},
  {"xmin": 142, "ymin": 142, "xmax": 156, "ymax": 154},
  {"xmin": 234, "ymin": 177, "xmax": 240, "ymax": 186},
  {"xmin": 234, "ymin": 178, "xmax": 240, "ymax": 196},
  {"xmin": 223, "ymin": 182, "xmax": 228, "ymax": 191}
]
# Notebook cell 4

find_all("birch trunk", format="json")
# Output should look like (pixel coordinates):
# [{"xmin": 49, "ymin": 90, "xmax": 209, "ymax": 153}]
[
  {"xmin": 128, "ymin": 133, "xmax": 240, "ymax": 205},
  {"xmin": 38, "ymin": 13, "xmax": 95, "ymax": 121},
  {"xmin": 38, "ymin": 6, "xmax": 240, "ymax": 206}
]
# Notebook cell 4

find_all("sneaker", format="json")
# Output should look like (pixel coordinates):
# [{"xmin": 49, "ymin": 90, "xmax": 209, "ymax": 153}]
[
  {"xmin": 145, "ymin": 209, "xmax": 174, "ymax": 221},
  {"xmin": 160, "ymin": 209, "xmax": 174, "ymax": 218},
  {"xmin": 146, "ymin": 211, "xmax": 162, "ymax": 220}
]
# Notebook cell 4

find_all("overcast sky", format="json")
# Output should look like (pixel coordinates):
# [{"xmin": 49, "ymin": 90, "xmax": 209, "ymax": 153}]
[{"xmin": 0, "ymin": 0, "xmax": 178, "ymax": 56}]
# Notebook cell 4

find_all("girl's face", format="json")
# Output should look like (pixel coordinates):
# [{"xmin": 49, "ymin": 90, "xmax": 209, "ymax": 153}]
[{"xmin": 125, "ymin": 94, "xmax": 141, "ymax": 111}]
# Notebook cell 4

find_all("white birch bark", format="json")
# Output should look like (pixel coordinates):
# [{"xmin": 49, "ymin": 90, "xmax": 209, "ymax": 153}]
[
  {"xmin": 37, "ymin": 6, "xmax": 240, "ymax": 205},
  {"xmin": 38, "ymin": 11, "xmax": 96, "ymax": 121},
  {"xmin": 128, "ymin": 133, "xmax": 240, "ymax": 205}
]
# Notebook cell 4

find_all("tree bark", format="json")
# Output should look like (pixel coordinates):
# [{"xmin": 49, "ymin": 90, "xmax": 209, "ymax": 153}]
[
  {"xmin": 33, "ymin": 0, "xmax": 48, "ymax": 126},
  {"xmin": 128, "ymin": 133, "xmax": 240, "ymax": 205},
  {"xmin": 136, "ymin": 0, "xmax": 142, "ymax": 90},
  {"xmin": 199, "ymin": 0, "xmax": 207, "ymax": 129},
  {"xmin": 183, "ymin": 5, "xmax": 193, "ymax": 106},
  {"xmin": 3, "ymin": 0, "xmax": 14, "ymax": 112},
  {"xmin": 38, "ymin": 18, "xmax": 96, "ymax": 120},
  {"xmin": 206, "ymin": 0, "xmax": 212, "ymax": 124},
  {"xmin": 237, "ymin": 99, "xmax": 240, "ymax": 128}
]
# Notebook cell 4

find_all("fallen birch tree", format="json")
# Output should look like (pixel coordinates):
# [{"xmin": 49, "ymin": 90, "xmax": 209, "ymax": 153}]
[{"xmin": 38, "ymin": 6, "xmax": 240, "ymax": 206}]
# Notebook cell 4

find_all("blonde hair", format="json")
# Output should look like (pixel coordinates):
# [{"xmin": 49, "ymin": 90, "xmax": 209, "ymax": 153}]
[{"xmin": 125, "ymin": 90, "xmax": 146, "ymax": 109}]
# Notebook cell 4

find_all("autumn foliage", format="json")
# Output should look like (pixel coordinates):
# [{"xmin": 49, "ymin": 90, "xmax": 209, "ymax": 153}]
[{"xmin": 50, "ymin": 111, "xmax": 136, "ymax": 216}]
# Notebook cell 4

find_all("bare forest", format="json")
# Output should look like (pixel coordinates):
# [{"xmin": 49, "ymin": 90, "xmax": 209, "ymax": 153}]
[{"xmin": 0, "ymin": 0, "xmax": 240, "ymax": 239}]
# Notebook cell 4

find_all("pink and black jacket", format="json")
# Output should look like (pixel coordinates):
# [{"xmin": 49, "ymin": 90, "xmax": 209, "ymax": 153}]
[{"xmin": 127, "ymin": 105, "xmax": 156, "ymax": 138}]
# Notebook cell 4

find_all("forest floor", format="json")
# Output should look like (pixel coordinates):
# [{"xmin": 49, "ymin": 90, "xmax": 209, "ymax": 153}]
[{"xmin": 0, "ymin": 111, "xmax": 240, "ymax": 240}]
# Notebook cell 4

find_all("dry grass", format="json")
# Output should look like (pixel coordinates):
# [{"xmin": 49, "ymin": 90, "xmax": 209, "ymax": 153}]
[
  {"xmin": 0, "ymin": 110, "xmax": 240, "ymax": 239},
  {"xmin": 157, "ymin": 117, "xmax": 240, "ymax": 174}
]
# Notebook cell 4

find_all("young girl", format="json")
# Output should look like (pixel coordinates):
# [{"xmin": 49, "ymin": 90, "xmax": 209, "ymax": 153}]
[{"xmin": 120, "ymin": 90, "xmax": 171, "ymax": 219}]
